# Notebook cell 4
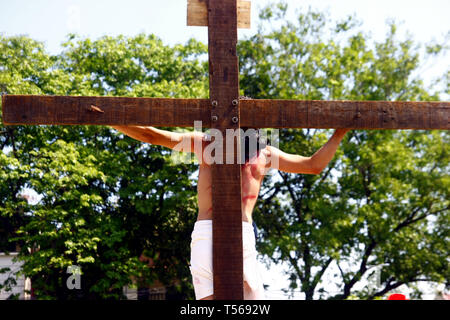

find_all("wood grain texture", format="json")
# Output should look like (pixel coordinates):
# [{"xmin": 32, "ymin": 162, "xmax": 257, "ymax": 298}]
[
  {"xmin": 208, "ymin": 0, "xmax": 244, "ymax": 300},
  {"xmin": 2, "ymin": 95, "xmax": 211, "ymax": 127},
  {"xmin": 187, "ymin": 0, "xmax": 251, "ymax": 29},
  {"xmin": 239, "ymin": 99, "xmax": 450, "ymax": 130},
  {"xmin": 3, "ymin": 95, "xmax": 449, "ymax": 130}
]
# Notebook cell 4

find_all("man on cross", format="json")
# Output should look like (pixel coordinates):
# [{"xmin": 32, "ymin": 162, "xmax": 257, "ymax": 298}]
[{"xmin": 111, "ymin": 118, "xmax": 349, "ymax": 300}]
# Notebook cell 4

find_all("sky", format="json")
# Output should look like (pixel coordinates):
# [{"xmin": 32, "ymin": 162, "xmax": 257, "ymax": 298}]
[
  {"xmin": 1, "ymin": 0, "xmax": 448, "ymax": 299},
  {"xmin": 1, "ymin": 0, "xmax": 449, "ymax": 51},
  {"xmin": 1, "ymin": 0, "xmax": 449, "ymax": 92}
]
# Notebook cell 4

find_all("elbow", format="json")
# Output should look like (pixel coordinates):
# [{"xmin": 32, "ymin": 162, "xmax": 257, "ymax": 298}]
[
  {"xmin": 142, "ymin": 128, "xmax": 156, "ymax": 144},
  {"xmin": 308, "ymin": 158, "xmax": 323, "ymax": 175}
]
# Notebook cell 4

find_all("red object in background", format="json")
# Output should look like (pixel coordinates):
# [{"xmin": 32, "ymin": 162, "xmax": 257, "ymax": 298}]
[{"xmin": 388, "ymin": 293, "xmax": 407, "ymax": 300}]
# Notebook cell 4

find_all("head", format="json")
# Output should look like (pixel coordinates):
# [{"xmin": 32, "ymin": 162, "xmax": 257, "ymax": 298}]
[
  {"xmin": 241, "ymin": 127, "xmax": 265, "ymax": 164},
  {"xmin": 238, "ymin": 96, "xmax": 265, "ymax": 164}
]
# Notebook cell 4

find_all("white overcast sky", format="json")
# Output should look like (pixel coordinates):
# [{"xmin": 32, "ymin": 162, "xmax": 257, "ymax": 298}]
[
  {"xmin": 1, "ymin": 0, "xmax": 448, "ymax": 299},
  {"xmin": 1, "ymin": 0, "xmax": 449, "ymax": 52}
]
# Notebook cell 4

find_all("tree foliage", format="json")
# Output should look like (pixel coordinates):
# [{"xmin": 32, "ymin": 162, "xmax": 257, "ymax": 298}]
[
  {"xmin": 243, "ymin": 4, "xmax": 449, "ymax": 300},
  {"xmin": 0, "ymin": 3, "xmax": 448, "ymax": 300},
  {"xmin": 0, "ymin": 34, "xmax": 208, "ymax": 299}
]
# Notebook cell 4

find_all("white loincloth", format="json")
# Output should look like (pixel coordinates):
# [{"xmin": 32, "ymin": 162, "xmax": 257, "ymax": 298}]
[{"xmin": 189, "ymin": 220, "xmax": 266, "ymax": 300}]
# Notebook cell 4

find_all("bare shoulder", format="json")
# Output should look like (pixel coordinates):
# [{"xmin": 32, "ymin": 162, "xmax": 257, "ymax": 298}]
[{"xmin": 262, "ymin": 145, "xmax": 281, "ymax": 162}]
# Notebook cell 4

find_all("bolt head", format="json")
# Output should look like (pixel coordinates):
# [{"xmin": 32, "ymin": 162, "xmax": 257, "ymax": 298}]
[
  {"xmin": 212, "ymin": 100, "xmax": 218, "ymax": 107},
  {"xmin": 232, "ymin": 99, "xmax": 239, "ymax": 106},
  {"xmin": 232, "ymin": 116, "xmax": 239, "ymax": 123},
  {"xmin": 211, "ymin": 115, "xmax": 218, "ymax": 122}
]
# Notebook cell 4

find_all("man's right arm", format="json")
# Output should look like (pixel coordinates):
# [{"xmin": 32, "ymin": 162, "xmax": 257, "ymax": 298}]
[{"xmin": 110, "ymin": 126, "xmax": 204, "ymax": 153}]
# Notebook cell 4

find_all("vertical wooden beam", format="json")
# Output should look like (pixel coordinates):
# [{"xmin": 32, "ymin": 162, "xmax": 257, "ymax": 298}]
[{"xmin": 208, "ymin": 0, "xmax": 243, "ymax": 300}]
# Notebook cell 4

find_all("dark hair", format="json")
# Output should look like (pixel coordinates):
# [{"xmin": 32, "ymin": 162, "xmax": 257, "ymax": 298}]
[
  {"xmin": 241, "ymin": 127, "xmax": 264, "ymax": 164},
  {"xmin": 238, "ymin": 96, "xmax": 265, "ymax": 164}
]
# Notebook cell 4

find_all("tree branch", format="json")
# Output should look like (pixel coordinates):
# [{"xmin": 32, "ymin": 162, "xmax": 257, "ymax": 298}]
[
  {"xmin": 314, "ymin": 162, "xmax": 334, "ymax": 188},
  {"xmin": 260, "ymin": 184, "xmax": 281, "ymax": 205},
  {"xmin": 301, "ymin": 242, "xmax": 312, "ymax": 290},
  {"xmin": 342, "ymin": 239, "xmax": 377, "ymax": 298},
  {"xmin": 371, "ymin": 278, "xmax": 405, "ymax": 298},
  {"xmin": 279, "ymin": 171, "xmax": 298, "ymax": 203},
  {"xmin": 279, "ymin": 171, "xmax": 307, "ymax": 223},
  {"xmin": 394, "ymin": 205, "xmax": 449, "ymax": 232},
  {"xmin": 288, "ymin": 255, "xmax": 304, "ymax": 283},
  {"xmin": 358, "ymin": 164, "xmax": 373, "ymax": 200},
  {"xmin": 337, "ymin": 261, "xmax": 347, "ymax": 284},
  {"xmin": 312, "ymin": 257, "xmax": 333, "ymax": 290}
]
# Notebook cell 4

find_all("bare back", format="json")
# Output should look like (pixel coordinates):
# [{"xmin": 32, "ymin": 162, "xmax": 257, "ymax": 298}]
[{"xmin": 196, "ymin": 143, "xmax": 269, "ymax": 224}]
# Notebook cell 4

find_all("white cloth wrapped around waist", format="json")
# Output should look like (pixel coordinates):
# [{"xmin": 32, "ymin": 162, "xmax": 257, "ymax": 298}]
[{"xmin": 189, "ymin": 220, "xmax": 265, "ymax": 299}]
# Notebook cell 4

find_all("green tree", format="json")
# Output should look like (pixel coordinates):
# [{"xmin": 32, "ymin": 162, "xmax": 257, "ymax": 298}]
[
  {"xmin": 242, "ymin": 4, "xmax": 449, "ymax": 300},
  {"xmin": 0, "ymin": 3, "xmax": 448, "ymax": 300},
  {"xmin": 0, "ymin": 34, "xmax": 208, "ymax": 299}
]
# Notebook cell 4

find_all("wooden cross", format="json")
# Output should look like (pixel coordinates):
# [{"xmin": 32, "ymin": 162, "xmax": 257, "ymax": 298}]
[{"xmin": 2, "ymin": 0, "xmax": 449, "ymax": 300}]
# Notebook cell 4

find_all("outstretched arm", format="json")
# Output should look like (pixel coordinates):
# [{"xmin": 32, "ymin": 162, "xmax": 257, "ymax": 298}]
[
  {"xmin": 266, "ymin": 129, "xmax": 350, "ymax": 175},
  {"xmin": 110, "ymin": 126, "xmax": 204, "ymax": 153}
]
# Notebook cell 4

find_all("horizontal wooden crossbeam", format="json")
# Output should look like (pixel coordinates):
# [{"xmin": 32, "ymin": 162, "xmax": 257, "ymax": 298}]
[
  {"xmin": 241, "ymin": 99, "xmax": 450, "ymax": 130},
  {"xmin": 1, "ymin": 95, "xmax": 209, "ymax": 127},
  {"xmin": 2, "ymin": 95, "xmax": 449, "ymax": 130}
]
